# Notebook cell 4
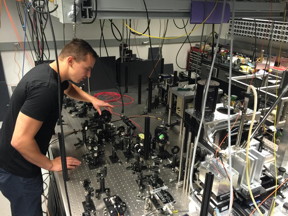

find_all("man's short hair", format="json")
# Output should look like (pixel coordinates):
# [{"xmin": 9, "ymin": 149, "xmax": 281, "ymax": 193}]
[{"xmin": 59, "ymin": 38, "xmax": 98, "ymax": 62}]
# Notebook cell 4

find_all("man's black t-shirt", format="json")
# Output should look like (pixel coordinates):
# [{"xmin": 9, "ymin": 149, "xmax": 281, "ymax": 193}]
[{"xmin": 0, "ymin": 63, "xmax": 69, "ymax": 178}]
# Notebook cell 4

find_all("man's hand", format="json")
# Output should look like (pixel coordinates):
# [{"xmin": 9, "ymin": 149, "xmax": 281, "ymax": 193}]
[
  {"xmin": 64, "ymin": 83, "xmax": 114, "ymax": 115},
  {"xmin": 49, "ymin": 156, "xmax": 81, "ymax": 171},
  {"xmin": 91, "ymin": 98, "xmax": 113, "ymax": 115}
]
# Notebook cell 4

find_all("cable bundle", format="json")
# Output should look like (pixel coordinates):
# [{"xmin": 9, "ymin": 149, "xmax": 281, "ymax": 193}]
[
  {"xmin": 94, "ymin": 92, "xmax": 134, "ymax": 107},
  {"xmin": 16, "ymin": 0, "xmax": 57, "ymax": 64}
]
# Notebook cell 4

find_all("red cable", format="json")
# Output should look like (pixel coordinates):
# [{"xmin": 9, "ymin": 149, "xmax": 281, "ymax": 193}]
[
  {"xmin": 116, "ymin": 94, "xmax": 135, "ymax": 106},
  {"xmin": 94, "ymin": 92, "xmax": 121, "ymax": 102},
  {"xmin": 94, "ymin": 92, "xmax": 135, "ymax": 107},
  {"xmin": 99, "ymin": 92, "xmax": 141, "ymax": 131}
]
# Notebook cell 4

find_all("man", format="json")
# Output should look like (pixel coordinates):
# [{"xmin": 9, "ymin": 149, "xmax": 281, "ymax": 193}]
[{"xmin": 0, "ymin": 38, "xmax": 113, "ymax": 215}]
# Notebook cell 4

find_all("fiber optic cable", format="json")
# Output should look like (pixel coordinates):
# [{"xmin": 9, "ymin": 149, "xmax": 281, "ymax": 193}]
[{"xmin": 245, "ymin": 85, "xmax": 262, "ymax": 216}]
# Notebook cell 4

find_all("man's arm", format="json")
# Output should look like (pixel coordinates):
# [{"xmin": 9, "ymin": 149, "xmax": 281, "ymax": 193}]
[
  {"xmin": 64, "ymin": 83, "xmax": 113, "ymax": 114},
  {"xmin": 11, "ymin": 112, "xmax": 81, "ymax": 171}
]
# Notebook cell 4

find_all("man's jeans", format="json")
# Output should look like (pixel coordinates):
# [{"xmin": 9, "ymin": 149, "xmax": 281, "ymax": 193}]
[{"xmin": 0, "ymin": 168, "xmax": 43, "ymax": 216}]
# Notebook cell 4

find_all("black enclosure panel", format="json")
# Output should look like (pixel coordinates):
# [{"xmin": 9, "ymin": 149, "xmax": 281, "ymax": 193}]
[
  {"xmin": 148, "ymin": 47, "xmax": 161, "ymax": 60},
  {"xmin": 80, "ymin": 56, "xmax": 117, "ymax": 92},
  {"xmin": 116, "ymin": 59, "xmax": 163, "ymax": 86},
  {"xmin": 163, "ymin": 64, "xmax": 174, "ymax": 74}
]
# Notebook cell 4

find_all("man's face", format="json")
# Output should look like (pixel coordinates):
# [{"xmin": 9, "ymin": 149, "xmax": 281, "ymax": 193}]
[{"xmin": 68, "ymin": 54, "xmax": 96, "ymax": 83}]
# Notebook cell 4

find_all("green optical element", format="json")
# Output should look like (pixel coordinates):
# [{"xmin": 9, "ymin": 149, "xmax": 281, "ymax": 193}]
[{"xmin": 159, "ymin": 134, "xmax": 165, "ymax": 140}]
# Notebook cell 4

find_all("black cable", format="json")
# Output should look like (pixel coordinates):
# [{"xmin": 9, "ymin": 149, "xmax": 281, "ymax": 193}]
[
  {"xmin": 33, "ymin": 4, "xmax": 58, "ymax": 14},
  {"xmin": 45, "ymin": 1, "xmax": 73, "ymax": 216},
  {"xmin": 109, "ymin": 19, "xmax": 123, "ymax": 41},
  {"xmin": 41, "ymin": 17, "xmax": 50, "ymax": 61},
  {"xmin": 38, "ymin": 12, "xmax": 45, "ymax": 61},
  {"xmin": 212, "ymin": 24, "xmax": 215, "ymax": 58},
  {"xmin": 33, "ymin": 12, "xmax": 41, "ymax": 61},
  {"xmin": 41, "ymin": 173, "xmax": 49, "ymax": 215},
  {"xmin": 142, "ymin": 0, "xmax": 155, "ymax": 113},
  {"xmin": 142, "ymin": 0, "xmax": 153, "ymax": 62},
  {"xmin": 130, "ymin": 20, "xmax": 151, "ymax": 36},
  {"xmin": 43, "ymin": 33, "xmax": 51, "ymax": 60},
  {"xmin": 26, "ymin": 9, "xmax": 40, "ymax": 60},
  {"xmin": 264, "ymin": 21, "xmax": 274, "ymax": 71},
  {"xmin": 148, "ymin": 34, "xmax": 166, "ymax": 78},
  {"xmin": 42, "ymin": 181, "xmax": 48, "ymax": 195},
  {"xmin": 173, "ymin": 19, "xmax": 189, "ymax": 29},
  {"xmin": 16, "ymin": 1, "xmax": 37, "ymax": 62},
  {"xmin": 182, "ymin": 19, "xmax": 192, "ymax": 47},
  {"xmin": 99, "ymin": 20, "xmax": 102, "ymax": 57},
  {"xmin": 31, "ymin": 7, "xmax": 41, "ymax": 60},
  {"xmin": 49, "ymin": 137, "xmax": 60, "ymax": 145},
  {"xmin": 202, "ymin": 31, "xmax": 217, "ymax": 54},
  {"xmin": 111, "ymin": 114, "xmax": 161, "ymax": 123},
  {"xmin": 128, "ymin": 19, "xmax": 132, "ymax": 49},
  {"xmin": 99, "ymin": 20, "xmax": 103, "ymax": 56},
  {"xmin": 125, "ymin": 19, "xmax": 128, "ymax": 45},
  {"xmin": 100, "ymin": 20, "xmax": 109, "ymax": 56},
  {"xmin": 99, "ymin": 20, "xmax": 109, "ymax": 57},
  {"xmin": 158, "ymin": 19, "xmax": 169, "ymax": 59},
  {"xmin": 181, "ymin": 22, "xmax": 191, "ymax": 37},
  {"xmin": 63, "ymin": 23, "xmax": 66, "ymax": 46},
  {"xmin": 263, "ymin": 21, "xmax": 275, "ymax": 116},
  {"xmin": 30, "ymin": 3, "xmax": 50, "ymax": 62},
  {"xmin": 253, "ymin": 19, "xmax": 257, "ymax": 72},
  {"xmin": 82, "ymin": 0, "xmax": 98, "ymax": 24},
  {"xmin": 42, "ymin": 11, "xmax": 49, "ymax": 29},
  {"xmin": 199, "ymin": 23, "xmax": 205, "ymax": 53},
  {"xmin": 33, "ymin": 7, "xmax": 46, "ymax": 62},
  {"xmin": 31, "ymin": 0, "xmax": 58, "ymax": 14},
  {"xmin": 130, "ymin": 6, "xmax": 151, "ymax": 36},
  {"xmin": 175, "ymin": 24, "xmax": 196, "ymax": 70},
  {"xmin": 117, "ymin": 85, "xmax": 125, "ymax": 114}
]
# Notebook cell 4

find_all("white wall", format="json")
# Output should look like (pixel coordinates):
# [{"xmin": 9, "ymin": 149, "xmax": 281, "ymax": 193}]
[{"xmin": 0, "ymin": 0, "xmax": 229, "ymax": 96}]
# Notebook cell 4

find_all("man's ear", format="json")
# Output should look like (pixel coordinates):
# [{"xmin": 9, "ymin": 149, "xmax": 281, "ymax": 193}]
[{"xmin": 67, "ymin": 56, "xmax": 74, "ymax": 67}]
